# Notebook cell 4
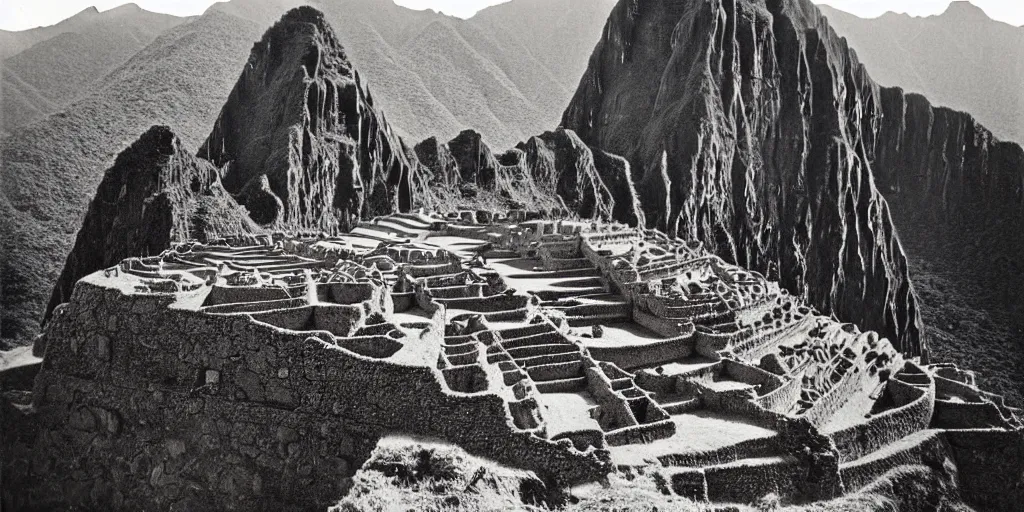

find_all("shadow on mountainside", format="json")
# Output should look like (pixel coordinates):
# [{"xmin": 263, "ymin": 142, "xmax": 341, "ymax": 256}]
[{"xmin": 896, "ymin": 215, "xmax": 1024, "ymax": 407}]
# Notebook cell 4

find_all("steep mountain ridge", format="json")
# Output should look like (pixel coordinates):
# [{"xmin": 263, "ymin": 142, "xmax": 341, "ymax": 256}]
[
  {"xmin": 817, "ymin": 2, "xmax": 1024, "ymax": 144},
  {"xmin": 0, "ymin": 6, "xmax": 105, "ymax": 58},
  {"xmin": 564, "ymin": 0, "xmax": 922, "ymax": 356},
  {"xmin": 199, "ymin": 5, "xmax": 417, "ymax": 232}
]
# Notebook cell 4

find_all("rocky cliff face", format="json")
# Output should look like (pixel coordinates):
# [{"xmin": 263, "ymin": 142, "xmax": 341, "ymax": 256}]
[
  {"xmin": 43, "ymin": 126, "xmax": 259, "ymax": 322},
  {"xmin": 589, "ymin": 147, "xmax": 645, "ymax": 227},
  {"xmin": 447, "ymin": 129, "xmax": 500, "ymax": 189},
  {"xmin": 416, "ymin": 128, "xmax": 643, "ymax": 224},
  {"xmin": 414, "ymin": 136, "xmax": 461, "ymax": 188},
  {"xmin": 515, "ymin": 129, "xmax": 641, "ymax": 224},
  {"xmin": 198, "ymin": 6, "xmax": 417, "ymax": 233},
  {"xmin": 563, "ymin": 0, "xmax": 922, "ymax": 356},
  {"xmin": 871, "ymin": 89, "xmax": 1024, "ymax": 229},
  {"xmin": 869, "ymin": 85, "xmax": 1024, "ymax": 275}
]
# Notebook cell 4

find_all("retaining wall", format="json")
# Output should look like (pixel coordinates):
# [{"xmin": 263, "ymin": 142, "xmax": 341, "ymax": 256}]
[
  {"xmin": 828, "ymin": 378, "xmax": 934, "ymax": 461},
  {"xmin": 5, "ymin": 280, "xmax": 611, "ymax": 511}
]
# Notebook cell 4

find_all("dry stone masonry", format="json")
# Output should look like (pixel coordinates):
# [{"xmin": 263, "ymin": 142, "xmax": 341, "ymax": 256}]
[{"xmin": 4, "ymin": 211, "xmax": 1021, "ymax": 510}]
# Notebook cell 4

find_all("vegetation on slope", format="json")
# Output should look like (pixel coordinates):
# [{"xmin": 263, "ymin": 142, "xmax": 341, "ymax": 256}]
[
  {"xmin": 1, "ymin": 3, "xmax": 186, "ymax": 136},
  {"xmin": 0, "ymin": 10, "xmax": 262, "ymax": 345},
  {"xmin": 896, "ymin": 209, "xmax": 1024, "ymax": 406}
]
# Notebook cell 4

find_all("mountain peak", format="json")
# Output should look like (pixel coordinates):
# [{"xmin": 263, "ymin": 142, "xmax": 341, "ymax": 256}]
[
  {"xmin": 106, "ymin": 3, "xmax": 143, "ymax": 14},
  {"xmin": 278, "ymin": 5, "xmax": 331, "ymax": 27},
  {"xmin": 941, "ymin": 1, "xmax": 991, "ymax": 21},
  {"xmin": 43, "ymin": 124, "xmax": 260, "ymax": 322},
  {"xmin": 199, "ymin": 6, "xmax": 416, "ymax": 232}
]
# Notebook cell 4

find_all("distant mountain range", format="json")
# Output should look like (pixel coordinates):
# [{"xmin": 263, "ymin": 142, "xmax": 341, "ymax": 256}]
[
  {"xmin": 3, "ymin": 0, "xmax": 1019, "ymax": 145},
  {"xmin": 0, "ymin": 5, "xmax": 188, "ymax": 136},
  {"xmin": 819, "ymin": 1, "xmax": 1024, "ymax": 144}
]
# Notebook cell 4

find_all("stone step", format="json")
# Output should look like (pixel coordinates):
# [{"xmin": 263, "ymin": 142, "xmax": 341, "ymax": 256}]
[
  {"xmin": 500, "ymin": 332, "xmax": 567, "ymax": 350},
  {"xmin": 661, "ymin": 398, "xmax": 701, "ymax": 415},
  {"xmin": 658, "ymin": 436, "xmax": 782, "ymax": 468},
  {"xmin": 525, "ymin": 360, "xmax": 586, "ymax": 382},
  {"xmin": 557, "ymin": 301, "xmax": 630, "ymax": 317},
  {"xmin": 535, "ymin": 376, "xmax": 588, "ymax": 393},
  {"xmin": 505, "ymin": 343, "xmax": 580, "ymax": 359},
  {"xmin": 515, "ymin": 351, "xmax": 582, "ymax": 368},
  {"xmin": 567, "ymin": 313, "xmax": 631, "ymax": 327},
  {"xmin": 495, "ymin": 323, "xmax": 557, "ymax": 339},
  {"xmin": 535, "ymin": 286, "xmax": 607, "ymax": 301}
]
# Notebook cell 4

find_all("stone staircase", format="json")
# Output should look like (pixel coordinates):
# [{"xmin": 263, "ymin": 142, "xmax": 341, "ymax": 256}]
[{"xmin": 489, "ymin": 325, "xmax": 588, "ymax": 391}]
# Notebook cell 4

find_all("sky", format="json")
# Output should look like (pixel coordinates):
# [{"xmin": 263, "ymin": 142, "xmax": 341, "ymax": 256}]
[{"xmin": 1, "ymin": 0, "xmax": 1022, "ymax": 31}]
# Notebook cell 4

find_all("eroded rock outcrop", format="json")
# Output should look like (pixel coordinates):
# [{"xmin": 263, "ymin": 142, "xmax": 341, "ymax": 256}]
[
  {"xmin": 447, "ymin": 129, "xmax": 500, "ymax": 189},
  {"xmin": 418, "ymin": 128, "xmax": 644, "ymax": 224},
  {"xmin": 198, "ymin": 6, "xmax": 417, "ymax": 233},
  {"xmin": 563, "ymin": 0, "xmax": 922, "ymax": 356},
  {"xmin": 414, "ymin": 136, "xmax": 461, "ymax": 188},
  {"xmin": 590, "ymin": 147, "xmax": 645, "ymax": 227},
  {"xmin": 517, "ymin": 130, "xmax": 616, "ymax": 222},
  {"xmin": 43, "ymin": 126, "xmax": 259, "ymax": 323}
]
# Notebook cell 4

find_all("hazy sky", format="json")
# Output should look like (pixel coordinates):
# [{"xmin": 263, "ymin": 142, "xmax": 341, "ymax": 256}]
[{"xmin": 1, "ymin": 0, "xmax": 1022, "ymax": 31}]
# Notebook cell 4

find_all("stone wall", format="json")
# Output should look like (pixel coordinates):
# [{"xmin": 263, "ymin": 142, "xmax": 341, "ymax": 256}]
[
  {"xmin": 828, "ymin": 379, "xmax": 934, "ymax": 462},
  {"xmin": 584, "ymin": 335, "xmax": 693, "ymax": 371},
  {"xmin": 3, "ymin": 276, "xmax": 610, "ymax": 510},
  {"xmin": 839, "ymin": 430, "xmax": 949, "ymax": 492}
]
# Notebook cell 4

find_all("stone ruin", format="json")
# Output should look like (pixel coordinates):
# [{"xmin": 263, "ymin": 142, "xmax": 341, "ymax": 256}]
[{"xmin": 3, "ymin": 211, "xmax": 1022, "ymax": 510}]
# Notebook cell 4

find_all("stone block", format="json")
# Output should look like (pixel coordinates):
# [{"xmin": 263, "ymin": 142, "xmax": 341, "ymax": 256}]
[
  {"xmin": 96, "ymin": 335, "xmax": 112, "ymax": 362},
  {"xmin": 671, "ymin": 469, "xmax": 708, "ymax": 501},
  {"xmin": 205, "ymin": 370, "xmax": 221, "ymax": 385}
]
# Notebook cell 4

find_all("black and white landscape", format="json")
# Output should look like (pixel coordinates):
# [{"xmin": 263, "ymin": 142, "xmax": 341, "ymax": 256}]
[{"xmin": 1, "ymin": 1, "xmax": 1022, "ymax": 510}]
